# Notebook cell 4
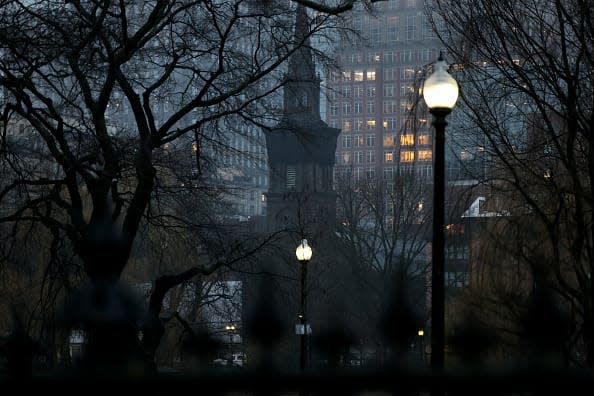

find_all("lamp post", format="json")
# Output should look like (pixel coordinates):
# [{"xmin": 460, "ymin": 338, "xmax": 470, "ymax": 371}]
[
  {"xmin": 225, "ymin": 323, "xmax": 236, "ymax": 345},
  {"xmin": 418, "ymin": 328, "xmax": 425, "ymax": 362},
  {"xmin": 422, "ymin": 54, "xmax": 459, "ymax": 371},
  {"xmin": 296, "ymin": 238, "xmax": 313, "ymax": 372}
]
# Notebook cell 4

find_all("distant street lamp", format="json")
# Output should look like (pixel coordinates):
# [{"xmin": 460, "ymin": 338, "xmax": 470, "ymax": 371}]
[
  {"xmin": 418, "ymin": 328, "xmax": 425, "ymax": 362},
  {"xmin": 225, "ymin": 323, "xmax": 236, "ymax": 344},
  {"xmin": 422, "ymin": 53, "xmax": 459, "ymax": 371},
  {"xmin": 295, "ymin": 238, "xmax": 313, "ymax": 372}
]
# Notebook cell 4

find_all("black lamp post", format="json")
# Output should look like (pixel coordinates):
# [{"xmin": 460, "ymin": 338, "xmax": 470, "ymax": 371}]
[
  {"xmin": 422, "ymin": 54, "xmax": 459, "ymax": 371},
  {"xmin": 295, "ymin": 238, "xmax": 313, "ymax": 372}
]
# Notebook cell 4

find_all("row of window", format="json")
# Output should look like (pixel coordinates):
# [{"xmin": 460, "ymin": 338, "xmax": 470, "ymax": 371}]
[
  {"xmin": 329, "ymin": 84, "xmax": 417, "ymax": 102},
  {"xmin": 329, "ymin": 99, "xmax": 418, "ymax": 116},
  {"xmin": 340, "ymin": 133, "xmax": 431, "ymax": 148},
  {"xmin": 337, "ymin": 49, "xmax": 437, "ymax": 67},
  {"xmin": 328, "ymin": 117, "xmax": 428, "ymax": 132},
  {"xmin": 329, "ymin": 67, "xmax": 420, "ymax": 83},
  {"xmin": 338, "ymin": 149, "xmax": 433, "ymax": 165},
  {"xmin": 334, "ymin": 164, "xmax": 433, "ymax": 181},
  {"xmin": 349, "ymin": 13, "xmax": 437, "ymax": 44}
]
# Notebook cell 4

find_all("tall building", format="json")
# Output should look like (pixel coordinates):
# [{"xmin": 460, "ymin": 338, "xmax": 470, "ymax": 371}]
[{"xmin": 326, "ymin": 0, "xmax": 441, "ymax": 187}]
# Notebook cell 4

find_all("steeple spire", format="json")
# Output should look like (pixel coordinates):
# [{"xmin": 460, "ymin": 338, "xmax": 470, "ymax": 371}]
[
  {"xmin": 287, "ymin": 4, "xmax": 316, "ymax": 82},
  {"xmin": 284, "ymin": 4, "xmax": 320, "ymax": 117}
]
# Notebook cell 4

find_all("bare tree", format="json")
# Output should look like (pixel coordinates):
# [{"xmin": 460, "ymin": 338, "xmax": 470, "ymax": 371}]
[
  {"xmin": 430, "ymin": 0, "xmax": 594, "ymax": 366},
  {"xmin": 0, "ymin": 0, "xmax": 364, "ymax": 374}
]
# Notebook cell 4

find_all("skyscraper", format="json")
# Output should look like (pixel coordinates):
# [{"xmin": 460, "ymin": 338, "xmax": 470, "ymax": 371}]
[{"xmin": 326, "ymin": 0, "xmax": 441, "ymax": 188}]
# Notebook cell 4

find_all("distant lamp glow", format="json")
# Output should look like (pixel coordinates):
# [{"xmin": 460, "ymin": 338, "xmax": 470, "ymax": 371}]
[
  {"xmin": 418, "ymin": 329, "xmax": 424, "ymax": 337},
  {"xmin": 423, "ymin": 57, "xmax": 459, "ymax": 111},
  {"xmin": 295, "ymin": 239, "xmax": 313, "ymax": 262}
]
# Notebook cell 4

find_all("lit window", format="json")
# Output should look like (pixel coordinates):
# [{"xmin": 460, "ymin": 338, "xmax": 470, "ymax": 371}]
[
  {"xmin": 192, "ymin": 143, "xmax": 198, "ymax": 152},
  {"xmin": 342, "ymin": 120, "xmax": 351, "ymax": 132},
  {"xmin": 400, "ymin": 150, "xmax": 415, "ymax": 162},
  {"xmin": 342, "ymin": 153, "xmax": 351, "ymax": 164},
  {"xmin": 342, "ymin": 70, "xmax": 351, "ymax": 81},
  {"xmin": 418, "ymin": 134, "xmax": 431, "ymax": 145},
  {"xmin": 400, "ymin": 134, "xmax": 415, "ymax": 146},
  {"xmin": 366, "ymin": 119, "xmax": 376, "ymax": 129},
  {"xmin": 418, "ymin": 150, "xmax": 432, "ymax": 161},
  {"xmin": 384, "ymin": 151, "xmax": 394, "ymax": 163},
  {"xmin": 366, "ymin": 70, "xmax": 376, "ymax": 81},
  {"xmin": 354, "ymin": 70, "xmax": 364, "ymax": 81},
  {"xmin": 383, "ymin": 135, "xmax": 394, "ymax": 147}
]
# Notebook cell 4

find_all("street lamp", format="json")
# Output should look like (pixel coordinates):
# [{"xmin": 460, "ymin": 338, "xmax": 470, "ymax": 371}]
[
  {"xmin": 422, "ymin": 54, "xmax": 459, "ymax": 371},
  {"xmin": 295, "ymin": 238, "xmax": 313, "ymax": 372},
  {"xmin": 418, "ymin": 328, "xmax": 425, "ymax": 362},
  {"xmin": 225, "ymin": 323, "xmax": 236, "ymax": 344}
]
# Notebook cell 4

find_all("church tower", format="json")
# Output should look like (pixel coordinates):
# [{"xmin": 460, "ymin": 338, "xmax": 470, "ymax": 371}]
[{"xmin": 265, "ymin": 4, "xmax": 340, "ymax": 234}]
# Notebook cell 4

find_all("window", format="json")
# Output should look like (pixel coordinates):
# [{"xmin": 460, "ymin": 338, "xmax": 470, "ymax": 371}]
[
  {"xmin": 366, "ymin": 150, "xmax": 375, "ymax": 163},
  {"xmin": 387, "ymin": 16, "xmax": 399, "ymax": 41},
  {"xmin": 366, "ymin": 119, "xmax": 376, "ymax": 129},
  {"xmin": 342, "ymin": 70, "xmax": 352, "ymax": 81},
  {"xmin": 330, "ymin": 104, "xmax": 339, "ymax": 116},
  {"xmin": 355, "ymin": 86, "xmax": 365, "ymax": 98},
  {"xmin": 366, "ymin": 86, "xmax": 376, "ymax": 97},
  {"xmin": 342, "ymin": 120, "xmax": 351, "ymax": 132},
  {"xmin": 354, "ymin": 102, "xmax": 363, "ymax": 114},
  {"xmin": 355, "ymin": 151, "xmax": 364, "ymax": 164},
  {"xmin": 342, "ymin": 102, "xmax": 351, "ymax": 115},
  {"xmin": 354, "ymin": 118, "xmax": 364, "ymax": 131},
  {"xmin": 400, "ymin": 100, "xmax": 413, "ymax": 115},
  {"xmin": 366, "ymin": 134, "xmax": 375, "ymax": 147},
  {"xmin": 342, "ymin": 135, "xmax": 352, "ymax": 148},
  {"xmin": 354, "ymin": 70, "xmax": 364, "ymax": 81},
  {"xmin": 354, "ymin": 135, "xmax": 364, "ymax": 147},
  {"xmin": 400, "ymin": 84, "xmax": 415, "ymax": 96},
  {"xmin": 366, "ymin": 70, "xmax": 376, "ymax": 81},
  {"xmin": 342, "ymin": 86, "xmax": 351, "ymax": 98},
  {"xmin": 369, "ymin": 20, "xmax": 380, "ymax": 42},
  {"xmin": 366, "ymin": 167, "xmax": 376, "ymax": 180},
  {"xmin": 418, "ymin": 134, "xmax": 431, "ymax": 146},
  {"xmin": 383, "ymin": 117, "xmax": 396, "ymax": 130},
  {"xmin": 400, "ymin": 50, "xmax": 413, "ymax": 63},
  {"xmin": 286, "ymin": 166, "xmax": 296, "ymax": 189},
  {"xmin": 388, "ymin": 0, "xmax": 399, "ymax": 9},
  {"xmin": 384, "ymin": 84, "xmax": 396, "ymax": 97},
  {"xmin": 418, "ymin": 150, "xmax": 432, "ymax": 161},
  {"xmin": 406, "ymin": 15, "xmax": 416, "ymax": 41},
  {"xmin": 384, "ymin": 51, "xmax": 396, "ymax": 64},
  {"xmin": 342, "ymin": 153, "xmax": 351, "ymax": 164},
  {"xmin": 422, "ymin": 15, "xmax": 436, "ymax": 39},
  {"xmin": 400, "ymin": 150, "xmax": 415, "ymax": 162},
  {"xmin": 400, "ymin": 134, "xmax": 415, "ymax": 146},
  {"xmin": 383, "ymin": 100, "xmax": 397, "ymax": 114},
  {"xmin": 384, "ymin": 67, "xmax": 397, "ymax": 81},
  {"xmin": 384, "ymin": 151, "xmax": 394, "ymax": 163},
  {"xmin": 401, "ymin": 67, "xmax": 416, "ymax": 80},
  {"xmin": 383, "ymin": 166, "xmax": 394, "ymax": 180},
  {"xmin": 383, "ymin": 135, "xmax": 395, "ymax": 147},
  {"xmin": 445, "ymin": 271, "xmax": 469, "ymax": 288},
  {"xmin": 366, "ymin": 101, "xmax": 375, "ymax": 114}
]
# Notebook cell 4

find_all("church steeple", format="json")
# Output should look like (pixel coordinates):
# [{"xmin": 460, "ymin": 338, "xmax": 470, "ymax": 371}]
[
  {"xmin": 284, "ymin": 4, "xmax": 321, "ymax": 118},
  {"xmin": 264, "ymin": 4, "xmax": 340, "ymax": 233}
]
